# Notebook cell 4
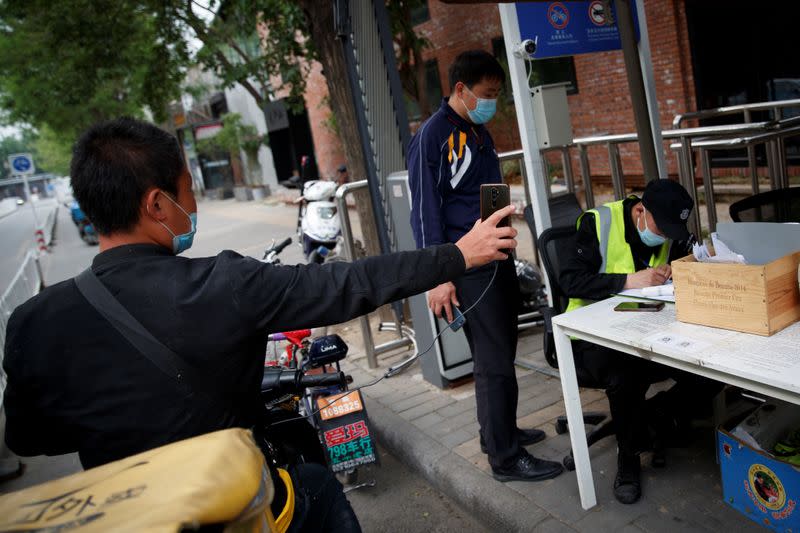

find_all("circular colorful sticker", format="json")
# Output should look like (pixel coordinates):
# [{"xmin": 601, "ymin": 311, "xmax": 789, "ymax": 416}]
[
  {"xmin": 548, "ymin": 2, "xmax": 570, "ymax": 30},
  {"xmin": 749, "ymin": 464, "xmax": 786, "ymax": 511}
]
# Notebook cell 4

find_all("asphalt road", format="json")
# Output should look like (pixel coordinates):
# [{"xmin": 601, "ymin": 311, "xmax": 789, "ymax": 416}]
[
  {"xmin": 349, "ymin": 443, "xmax": 488, "ymax": 533},
  {"xmin": 0, "ymin": 198, "xmax": 57, "ymax": 292}
]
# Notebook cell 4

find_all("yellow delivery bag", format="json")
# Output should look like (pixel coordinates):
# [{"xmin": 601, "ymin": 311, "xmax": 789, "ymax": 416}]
[{"xmin": 0, "ymin": 428, "xmax": 292, "ymax": 532}]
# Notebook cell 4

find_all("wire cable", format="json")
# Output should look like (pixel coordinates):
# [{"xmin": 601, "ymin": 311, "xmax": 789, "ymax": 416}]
[{"xmin": 267, "ymin": 261, "xmax": 500, "ymax": 429}]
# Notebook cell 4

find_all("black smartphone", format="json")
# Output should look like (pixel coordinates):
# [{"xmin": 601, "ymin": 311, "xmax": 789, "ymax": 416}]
[
  {"xmin": 480, "ymin": 184, "xmax": 511, "ymax": 226},
  {"xmin": 614, "ymin": 301, "xmax": 665, "ymax": 312}
]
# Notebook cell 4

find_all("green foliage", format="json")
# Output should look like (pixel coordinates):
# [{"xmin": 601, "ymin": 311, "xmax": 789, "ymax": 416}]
[
  {"xmin": 158, "ymin": 0, "xmax": 313, "ymax": 114},
  {"xmin": 318, "ymin": 96, "xmax": 339, "ymax": 136},
  {"xmin": 33, "ymin": 127, "xmax": 72, "ymax": 176},
  {"xmin": 387, "ymin": 0, "xmax": 433, "ymax": 118},
  {"xmin": 196, "ymin": 112, "xmax": 265, "ymax": 157},
  {"xmin": 0, "ymin": 0, "xmax": 187, "ymax": 139}
]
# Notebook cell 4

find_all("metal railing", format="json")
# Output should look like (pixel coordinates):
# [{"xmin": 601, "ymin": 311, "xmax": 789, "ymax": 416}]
[
  {"xmin": 0, "ymin": 201, "xmax": 58, "ymax": 398},
  {"xmin": 669, "ymin": 122, "xmax": 800, "ymax": 232},
  {"xmin": 41, "ymin": 203, "xmax": 58, "ymax": 246},
  {"xmin": 0, "ymin": 251, "xmax": 44, "ymax": 398},
  {"xmin": 674, "ymin": 99, "xmax": 800, "ymax": 199},
  {"xmin": 335, "ymin": 180, "xmax": 413, "ymax": 369},
  {"xmin": 495, "ymin": 102, "xmax": 800, "ymax": 239}
]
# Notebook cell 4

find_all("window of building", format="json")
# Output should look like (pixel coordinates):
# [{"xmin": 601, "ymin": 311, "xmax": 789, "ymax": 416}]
[
  {"xmin": 491, "ymin": 37, "xmax": 578, "ymax": 95},
  {"xmin": 404, "ymin": 59, "xmax": 443, "ymax": 121},
  {"xmin": 410, "ymin": 1, "xmax": 431, "ymax": 26}
]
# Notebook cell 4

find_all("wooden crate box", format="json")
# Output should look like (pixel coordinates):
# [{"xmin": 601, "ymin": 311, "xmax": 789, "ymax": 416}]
[{"xmin": 671, "ymin": 252, "xmax": 800, "ymax": 336}]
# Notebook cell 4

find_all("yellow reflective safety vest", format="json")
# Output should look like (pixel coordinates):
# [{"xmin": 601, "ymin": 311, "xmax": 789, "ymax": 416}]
[{"xmin": 566, "ymin": 198, "xmax": 670, "ymax": 313}]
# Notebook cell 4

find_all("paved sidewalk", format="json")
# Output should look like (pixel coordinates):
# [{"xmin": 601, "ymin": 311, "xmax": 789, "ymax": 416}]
[{"xmin": 330, "ymin": 315, "xmax": 762, "ymax": 532}]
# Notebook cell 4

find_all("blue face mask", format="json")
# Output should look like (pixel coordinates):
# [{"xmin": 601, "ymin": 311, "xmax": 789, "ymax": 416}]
[
  {"xmin": 637, "ymin": 208, "xmax": 666, "ymax": 247},
  {"xmin": 460, "ymin": 86, "xmax": 497, "ymax": 125},
  {"xmin": 158, "ymin": 193, "xmax": 197, "ymax": 254}
]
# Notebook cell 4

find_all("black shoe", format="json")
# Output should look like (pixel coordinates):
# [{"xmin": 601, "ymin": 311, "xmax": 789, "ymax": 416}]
[
  {"xmin": 480, "ymin": 428, "xmax": 546, "ymax": 454},
  {"xmin": 613, "ymin": 453, "xmax": 642, "ymax": 504},
  {"xmin": 491, "ymin": 450, "xmax": 564, "ymax": 482}
]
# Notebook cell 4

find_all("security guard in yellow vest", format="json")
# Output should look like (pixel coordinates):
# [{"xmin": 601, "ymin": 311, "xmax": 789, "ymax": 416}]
[{"xmin": 561, "ymin": 179, "xmax": 720, "ymax": 505}]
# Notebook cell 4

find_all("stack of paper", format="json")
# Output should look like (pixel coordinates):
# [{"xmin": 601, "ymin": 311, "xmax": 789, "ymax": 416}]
[
  {"xmin": 692, "ymin": 233, "xmax": 747, "ymax": 264},
  {"xmin": 617, "ymin": 281, "xmax": 675, "ymax": 303}
]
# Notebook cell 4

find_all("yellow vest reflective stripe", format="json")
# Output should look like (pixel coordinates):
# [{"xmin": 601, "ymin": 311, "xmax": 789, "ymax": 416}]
[{"xmin": 565, "ymin": 199, "xmax": 670, "ymax": 313}]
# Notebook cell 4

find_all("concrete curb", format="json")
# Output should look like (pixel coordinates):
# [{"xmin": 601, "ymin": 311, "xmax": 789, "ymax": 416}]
[{"xmin": 365, "ymin": 397, "xmax": 550, "ymax": 532}]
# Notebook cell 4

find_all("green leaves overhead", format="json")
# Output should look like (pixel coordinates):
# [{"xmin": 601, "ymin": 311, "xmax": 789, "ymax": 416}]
[{"xmin": 0, "ymin": 0, "xmax": 187, "ymax": 139}]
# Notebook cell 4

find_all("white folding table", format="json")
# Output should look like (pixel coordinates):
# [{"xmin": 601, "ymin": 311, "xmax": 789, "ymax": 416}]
[{"xmin": 551, "ymin": 296, "xmax": 800, "ymax": 509}]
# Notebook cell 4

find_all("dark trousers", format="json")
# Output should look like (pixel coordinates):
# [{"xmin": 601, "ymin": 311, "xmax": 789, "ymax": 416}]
[
  {"xmin": 454, "ymin": 259, "xmax": 520, "ymax": 469},
  {"xmin": 572, "ymin": 340, "xmax": 723, "ymax": 457},
  {"xmin": 288, "ymin": 463, "xmax": 362, "ymax": 533}
]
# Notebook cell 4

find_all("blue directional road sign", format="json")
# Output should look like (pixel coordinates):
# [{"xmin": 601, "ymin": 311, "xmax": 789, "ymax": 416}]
[
  {"xmin": 9, "ymin": 153, "xmax": 35, "ymax": 176},
  {"xmin": 516, "ymin": 1, "xmax": 640, "ymax": 59}
]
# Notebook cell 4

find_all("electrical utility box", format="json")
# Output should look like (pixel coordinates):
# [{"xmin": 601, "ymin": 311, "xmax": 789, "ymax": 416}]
[
  {"xmin": 387, "ymin": 172, "xmax": 473, "ymax": 388},
  {"xmin": 530, "ymin": 82, "xmax": 573, "ymax": 149}
]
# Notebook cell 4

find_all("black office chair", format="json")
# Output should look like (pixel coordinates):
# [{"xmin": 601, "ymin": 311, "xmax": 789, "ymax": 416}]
[
  {"xmin": 729, "ymin": 187, "xmax": 800, "ymax": 223},
  {"xmin": 537, "ymin": 225, "xmax": 616, "ymax": 470}
]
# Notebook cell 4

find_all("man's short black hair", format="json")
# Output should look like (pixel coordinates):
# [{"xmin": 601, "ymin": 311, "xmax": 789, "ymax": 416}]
[
  {"xmin": 448, "ymin": 50, "xmax": 505, "ymax": 91},
  {"xmin": 71, "ymin": 117, "xmax": 185, "ymax": 235}
]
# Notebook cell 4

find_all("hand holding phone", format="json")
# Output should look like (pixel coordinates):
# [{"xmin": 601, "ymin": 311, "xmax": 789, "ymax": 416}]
[
  {"xmin": 480, "ymin": 184, "xmax": 511, "ymax": 255},
  {"xmin": 480, "ymin": 184, "xmax": 511, "ymax": 225},
  {"xmin": 448, "ymin": 306, "xmax": 466, "ymax": 331},
  {"xmin": 614, "ymin": 301, "xmax": 665, "ymax": 312}
]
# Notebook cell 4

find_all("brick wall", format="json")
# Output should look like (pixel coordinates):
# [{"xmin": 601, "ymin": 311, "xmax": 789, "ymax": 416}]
[
  {"xmin": 304, "ymin": 0, "xmax": 698, "ymax": 186},
  {"xmin": 568, "ymin": 0, "xmax": 696, "ymax": 182},
  {"xmin": 303, "ymin": 61, "xmax": 346, "ymax": 179}
]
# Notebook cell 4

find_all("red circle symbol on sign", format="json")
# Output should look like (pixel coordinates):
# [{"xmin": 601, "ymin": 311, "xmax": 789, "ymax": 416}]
[
  {"xmin": 547, "ymin": 2, "xmax": 570, "ymax": 30},
  {"xmin": 588, "ymin": 0, "xmax": 606, "ymax": 26}
]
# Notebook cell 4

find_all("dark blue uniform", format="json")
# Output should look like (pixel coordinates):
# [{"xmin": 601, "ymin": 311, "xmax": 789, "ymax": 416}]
[
  {"xmin": 408, "ymin": 99, "xmax": 502, "ymax": 248},
  {"xmin": 408, "ymin": 98, "xmax": 522, "ymax": 470}
]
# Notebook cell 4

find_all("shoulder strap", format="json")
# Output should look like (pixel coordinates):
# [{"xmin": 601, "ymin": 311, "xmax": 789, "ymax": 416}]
[{"xmin": 74, "ymin": 269, "xmax": 221, "ymax": 404}]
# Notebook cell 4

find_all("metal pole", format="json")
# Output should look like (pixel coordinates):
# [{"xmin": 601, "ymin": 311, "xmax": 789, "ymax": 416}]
[
  {"xmin": 578, "ymin": 144, "xmax": 595, "ymax": 209},
  {"xmin": 541, "ymin": 158, "xmax": 552, "ymax": 198},
  {"xmin": 336, "ymin": 180, "xmax": 378, "ymax": 369},
  {"xmin": 777, "ymin": 137, "xmax": 789, "ymax": 189},
  {"xmin": 608, "ymin": 143, "xmax": 625, "ymax": 200},
  {"xmin": 699, "ymin": 149, "xmax": 717, "ymax": 233},
  {"xmin": 766, "ymin": 140, "xmax": 779, "ymax": 191},
  {"xmin": 679, "ymin": 136, "xmax": 701, "ymax": 237},
  {"xmin": 744, "ymin": 109, "xmax": 760, "ymax": 195},
  {"xmin": 561, "ymin": 146, "xmax": 575, "ymax": 194},
  {"xmin": 498, "ymin": 5, "xmax": 553, "ymax": 234},
  {"xmin": 634, "ymin": 0, "xmax": 668, "ymax": 180},
  {"xmin": 21, "ymin": 174, "xmax": 41, "ymax": 228},
  {"xmin": 614, "ymin": 0, "xmax": 660, "ymax": 183}
]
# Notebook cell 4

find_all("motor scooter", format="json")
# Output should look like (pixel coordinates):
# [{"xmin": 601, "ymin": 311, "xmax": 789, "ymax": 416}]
[{"xmin": 294, "ymin": 180, "xmax": 341, "ymax": 264}]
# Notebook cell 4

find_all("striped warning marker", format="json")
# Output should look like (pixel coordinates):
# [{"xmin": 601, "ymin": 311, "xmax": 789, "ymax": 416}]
[{"xmin": 35, "ymin": 229, "xmax": 47, "ymax": 252}]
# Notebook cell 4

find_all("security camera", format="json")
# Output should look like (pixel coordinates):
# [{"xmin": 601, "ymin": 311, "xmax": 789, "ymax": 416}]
[{"xmin": 513, "ymin": 38, "xmax": 537, "ymax": 60}]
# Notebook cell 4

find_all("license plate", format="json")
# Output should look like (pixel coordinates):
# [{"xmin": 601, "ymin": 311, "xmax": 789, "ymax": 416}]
[{"xmin": 317, "ymin": 390, "xmax": 364, "ymax": 421}]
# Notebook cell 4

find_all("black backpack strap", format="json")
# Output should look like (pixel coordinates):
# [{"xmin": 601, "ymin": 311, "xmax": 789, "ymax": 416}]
[{"xmin": 74, "ymin": 268, "xmax": 219, "ymax": 403}]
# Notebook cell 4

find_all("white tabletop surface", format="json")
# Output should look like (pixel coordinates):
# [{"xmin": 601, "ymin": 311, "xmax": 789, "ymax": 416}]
[{"xmin": 552, "ymin": 296, "xmax": 800, "ymax": 400}]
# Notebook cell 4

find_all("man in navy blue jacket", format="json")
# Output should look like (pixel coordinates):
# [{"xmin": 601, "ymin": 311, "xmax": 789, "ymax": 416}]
[{"xmin": 408, "ymin": 50, "xmax": 563, "ymax": 482}]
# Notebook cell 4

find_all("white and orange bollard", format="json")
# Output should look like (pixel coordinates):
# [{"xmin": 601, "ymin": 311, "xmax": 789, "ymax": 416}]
[{"xmin": 35, "ymin": 229, "xmax": 47, "ymax": 252}]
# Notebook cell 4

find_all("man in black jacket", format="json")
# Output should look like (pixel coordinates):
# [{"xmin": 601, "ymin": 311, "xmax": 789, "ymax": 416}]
[{"xmin": 3, "ymin": 118, "xmax": 519, "ymax": 531}]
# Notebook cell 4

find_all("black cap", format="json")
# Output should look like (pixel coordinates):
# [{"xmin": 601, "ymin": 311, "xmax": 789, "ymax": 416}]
[
  {"xmin": 337, "ymin": 164, "xmax": 347, "ymax": 173},
  {"xmin": 641, "ymin": 179, "xmax": 693, "ymax": 241}
]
